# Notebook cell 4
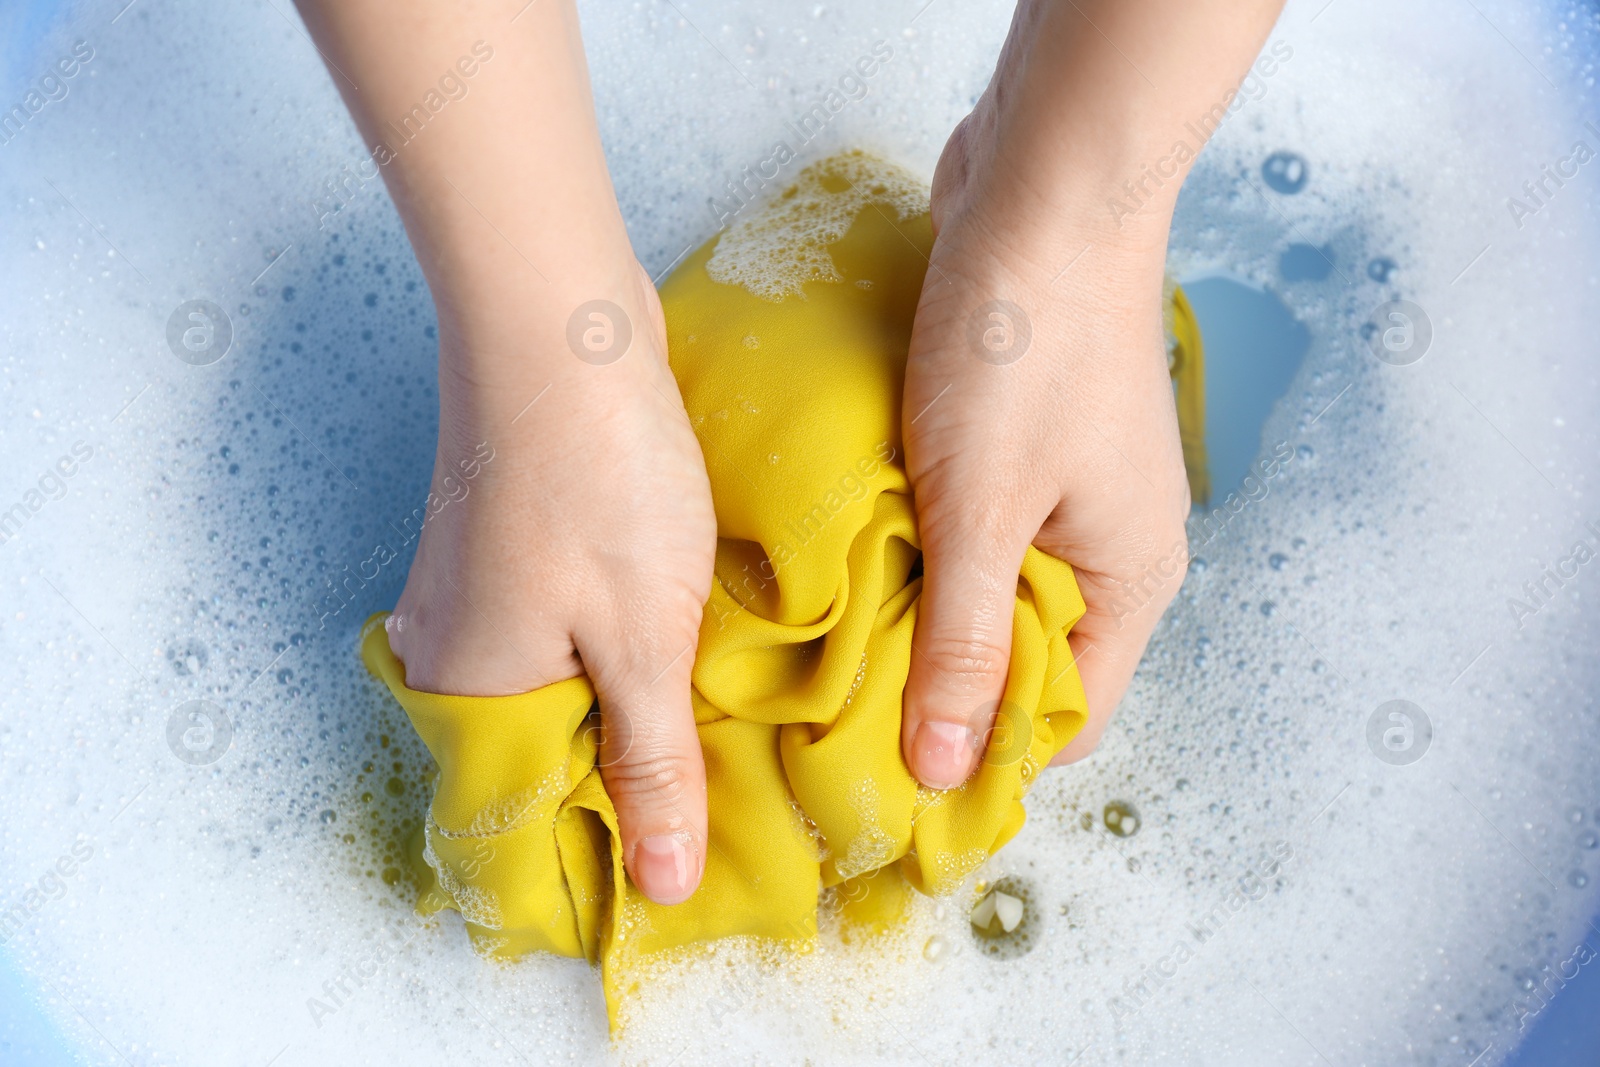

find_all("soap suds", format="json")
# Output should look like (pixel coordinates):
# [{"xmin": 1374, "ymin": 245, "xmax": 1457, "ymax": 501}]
[
  {"xmin": 705, "ymin": 151, "xmax": 928, "ymax": 300},
  {"xmin": 0, "ymin": 0, "xmax": 1596, "ymax": 1064}
]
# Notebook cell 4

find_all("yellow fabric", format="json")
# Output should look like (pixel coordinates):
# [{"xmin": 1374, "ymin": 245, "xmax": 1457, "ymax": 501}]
[
  {"xmin": 1167, "ymin": 284, "xmax": 1211, "ymax": 506},
  {"xmin": 359, "ymin": 154, "xmax": 1207, "ymax": 1027}
]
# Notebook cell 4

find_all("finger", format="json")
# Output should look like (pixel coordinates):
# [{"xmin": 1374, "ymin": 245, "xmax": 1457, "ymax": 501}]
[
  {"xmin": 581, "ymin": 620, "xmax": 708, "ymax": 906},
  {"xmin": 1050, "ymin": 549, "xmax": 1187, "ymax": 766},
  {"xmin": 903, "ymin": 494, "xmax": 1030, "ymax": 790},
  {"xmin": 1048, "ymin": 628, "xmax": 1144, "ymax": 765}
]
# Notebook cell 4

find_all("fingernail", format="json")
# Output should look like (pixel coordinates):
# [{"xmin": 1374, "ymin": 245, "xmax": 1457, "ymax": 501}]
[
  {"xmin": 913, "ymin": 721, "xmax": 979, "ymax": 789},
  {"xmin": 633, "ymin": 833, "xmax": 701, "ymax": 905}
]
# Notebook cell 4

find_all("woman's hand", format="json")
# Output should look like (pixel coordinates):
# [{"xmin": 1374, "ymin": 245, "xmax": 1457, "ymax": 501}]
[
  {"xmin": 388, "ymin": 267, "xmax": 716, "ymax": 906},
  {"xmin": 899, "ymin": 0, "xmax": 1283, "ymax": 788},
  {"xmin": 898, "ymin": 123, "xmax": 1191, "ymax": 786},
  {"xmin": 294, "ymin": 0, "xmax": 717, "ymax": 903}
]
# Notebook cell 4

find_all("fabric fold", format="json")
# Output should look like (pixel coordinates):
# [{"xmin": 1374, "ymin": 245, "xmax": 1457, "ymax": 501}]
[{"xmin": 362, "ymin": 153, "xmax": 1104, "ymax": 1027}]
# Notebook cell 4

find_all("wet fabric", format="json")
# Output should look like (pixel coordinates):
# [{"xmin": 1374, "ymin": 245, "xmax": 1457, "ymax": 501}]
[{"xmin": 361, "ymin": 154, "xmax": 1208, "ymax": 1026}]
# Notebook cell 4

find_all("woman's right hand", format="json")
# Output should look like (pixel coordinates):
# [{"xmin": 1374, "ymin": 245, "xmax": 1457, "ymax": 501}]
[{"xmin": 389, "ymin": 264, "xmax": 717, "ymax": 906}]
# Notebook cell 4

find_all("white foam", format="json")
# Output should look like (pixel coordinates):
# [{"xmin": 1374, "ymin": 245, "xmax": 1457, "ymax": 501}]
[
  {"xmin": 705, "ymin": 151, "xmax": 927, "ymax": 299},
  {"xmin": 0, "ymin": 0, "xmax": 1596, "ymax": 1064}
]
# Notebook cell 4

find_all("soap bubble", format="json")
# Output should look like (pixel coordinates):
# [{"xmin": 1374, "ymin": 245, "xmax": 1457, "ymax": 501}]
[
  {"xmin": 1103, "ymin": 801, "xmax": 1141, "ymax": 837},
  {"xmin": 1261, "ymin": 151, "xmax": 1309, "ymax": 194},
  {"xmin": 165, "ymin": 640, "xmax": 209, "ymax": 676},
  {"xmin": 968, "ymin": 875, "xmax": 1039, "ymax": 959}
]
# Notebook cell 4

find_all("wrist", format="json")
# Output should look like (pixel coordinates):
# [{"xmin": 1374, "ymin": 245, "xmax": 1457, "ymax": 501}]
[
  {"xmin": 932, "ymin": 127, "xmax": 1172, "ymax": 301},
  {"xmin": 430, "ymin": 259, "xmax": 663, "ymax": 431},
  {"xmin": 934, "ymin": 93, "xmax": 1178, "ymax": 283},
  {"xmin": 420, "ymin": 198, "xmax": 640, "ymax": 321},
  {"xmin": 947, "ymin": 0, "xmax": 1280, "ymax": 258},
  {"xmin": 953, "ymin": 155, "xmax": 1174, "ymax": 273}
]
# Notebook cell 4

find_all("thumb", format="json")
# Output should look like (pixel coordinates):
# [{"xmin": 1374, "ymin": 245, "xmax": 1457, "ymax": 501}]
[
  {"xmin": 582, "ymin": 631, "xmax": 708, "ymax": 906},
  {"xmin": 903, "ymin": 497, "xmax": 1029, "ymax": 790}
]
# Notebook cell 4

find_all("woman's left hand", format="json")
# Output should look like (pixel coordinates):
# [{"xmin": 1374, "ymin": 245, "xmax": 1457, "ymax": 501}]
[{"xmin": 898, "ymin": 108, "xmax": 1193, "ymax": 789}]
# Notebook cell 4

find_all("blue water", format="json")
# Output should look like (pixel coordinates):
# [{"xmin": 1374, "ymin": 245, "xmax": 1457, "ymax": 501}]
[
  {"xmin": 3, "ymin": 5, "xmax": 87, "ymax": 1058},
  {"xmin": 1181, "ymin": 275, "xmax": 1311, "ymax": 503},
  {"xmin": 1499, "ymin": 926, "xmax": 1600, "ymax": 1067},
  {"xmin": 0, "ymin": 0, "xmax": 73, "ymax": 99},
  {"xmin": 0, "ymin": 957, "xmax": 75, "ymax": 1067}
]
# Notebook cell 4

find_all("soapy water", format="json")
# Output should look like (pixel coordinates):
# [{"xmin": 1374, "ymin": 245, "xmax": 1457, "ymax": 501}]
[{"xmin": 0, "ymin": 0, "xmax": 1597, "ymax": 1063}]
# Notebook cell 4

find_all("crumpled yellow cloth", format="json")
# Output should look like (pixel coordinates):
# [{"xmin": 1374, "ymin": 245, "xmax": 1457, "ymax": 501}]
[{"xmin": 362, "ymin": 155, "xmax": 1103, "ymax": 1027}]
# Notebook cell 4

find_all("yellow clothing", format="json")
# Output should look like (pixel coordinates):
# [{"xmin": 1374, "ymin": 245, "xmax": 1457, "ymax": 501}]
[
  {"xmin": 1166, "ymin": 282, "xmax": 1211, "ymax": 506},
  {"xmin": 362, "ymin": 153, "xmax": 1198, "ymax": 1027}
]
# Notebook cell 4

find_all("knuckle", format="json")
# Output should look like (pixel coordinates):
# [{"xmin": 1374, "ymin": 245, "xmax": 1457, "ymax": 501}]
[
  {"xmin": 1156, "ymin": 551, "xmax": 1189, "ymax": 593},
  {"xmin": 1157, "ymin": 515, "xmax": 1191, "ymax": 555},
  {"xmin": 923, "ymin": 482, "xmax": 1023, "ymax": 546},
  {"xmin": 582, "ymin": 623, "xmax": 702, "ymax": 696},
  {"xmin": 919, "ymin": 633, "xmax": 1009, "ymax": 688},
  {"xmin": 602, "ymin": 754, "xmax": 693, "ymax": 807},
  {"xmin": 646, "ymin": 579, "xmax": 710, "ymax": 629}
]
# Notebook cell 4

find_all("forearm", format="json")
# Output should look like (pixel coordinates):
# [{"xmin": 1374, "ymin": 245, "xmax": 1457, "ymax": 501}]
[
  {"xmin": 961, "ymin": 0, "xmax": 1285, "ymax": 246},
  {"xmin": 294, "ymin": 0, "xmax": 636, "ymax": 414}
]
